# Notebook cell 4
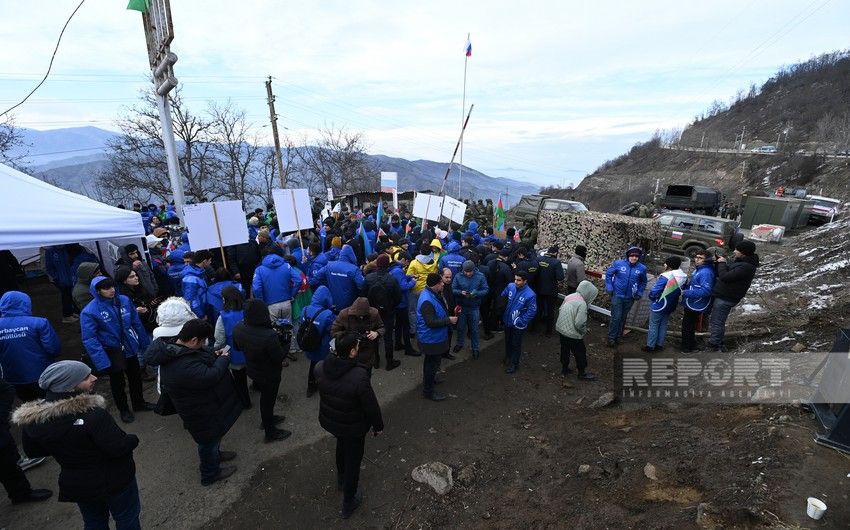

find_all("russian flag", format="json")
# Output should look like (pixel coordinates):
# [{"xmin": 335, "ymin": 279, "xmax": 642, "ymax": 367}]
[{"xmin": 465, "ymin": 38, "xmax": 472, "ymax": 57}]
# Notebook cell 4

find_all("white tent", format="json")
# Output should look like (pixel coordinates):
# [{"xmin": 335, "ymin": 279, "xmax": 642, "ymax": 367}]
[{"xmin": 0, "ymin": 162, "xmax": 145, "ymax": 251}]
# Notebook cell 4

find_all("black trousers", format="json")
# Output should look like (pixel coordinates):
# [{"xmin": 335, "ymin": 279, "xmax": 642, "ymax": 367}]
[
  {"xmin": 681, "ymin": 307, "xmax": 700, "ymax": 351},
  {"xmin": 335, "ymin": 435, "xmax": 366, "ymax": 503},
  {"xmin": 257, "ymin": 378, "xmax": 281, "ymax": 435},
  {"xmin": 0, "ymin": 441, "xmax": 32, "ymax": 501},
  {"xmin": 231, "ymin": 368, "xmax": 251, "ymax": 408},
  {"xmin": 480, "ymin": 293, "xmax": 492, "ymax": 333},
  {"xmin": 110, "ymin": 357, "xmax": 145, "ymax": 412},
  {"xmin": 559, "ymin": 335, "xmax": 587, "ymax": 374},
  {"xmin": 56, "ymin": 283, "xmax": 76, "ymax": 317},
  {"xmin": 394, "ymin": 308, "xmax": 413, "ymax": 352},
  {"xmin": 540, "ymin": 294, "xmax": 560, "ymax": 333},
  {"xmin": 380, "ymin": 311, "xmax": 395, "ymax": 363},
  {"xmin": 14, "ymin": 383, "xmax": 44, "ymax": 403},
  {"xmin": 422, "ymin": 354, "xmax": 441, "ymax": 395},
  {"xmin": 307, "ymin": 360, "xmax": 317, "ymax": 389}
]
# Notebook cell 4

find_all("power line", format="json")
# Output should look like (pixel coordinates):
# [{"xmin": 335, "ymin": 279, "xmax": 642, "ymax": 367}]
[{"xmin": 0, "ymin": 0, "xmax": 86, "ymax": 118}]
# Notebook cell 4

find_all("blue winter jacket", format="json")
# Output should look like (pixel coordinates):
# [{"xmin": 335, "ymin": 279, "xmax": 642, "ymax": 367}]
[
  {"xmin": 648, "ymin": 269, "xmax": 688, "ymax": 314},
  {"xmin": 167, "ymin": 249, "xmax": 187, "ymax": 296},
  {"xmin": 309, "ymin": 246, "xmax": 364, "ymax": 310},
  {"xmin": 307, "ymin": 252, "xmax": 328, "ymax": 282},
  {"xmin": 438, "ymin": 242, "xmax": 466, "ymax": 277},
  {"xmin": 182, "ymin": 264, "xmax": 209, "ymax": 318},
  {"xmin": 81, "ymin": 277, "xmax": 150, "ymax": 371},
  {"xmin": 465, "ymin": 221, "xmax": 483, "ymax": 245},
  {"xmin": 301, "ymin": 286, "xmax": 336, "ymax": 363},
  {"xmin": 206, "ymin": 281, "xmax": 244, "ymax": 324},
  {"xmin": 452, "ymin": 270, "xmax": 489, "ymax": 308},
  {"xmin": 682, "ymin": 262, "xmax": 716, "ymax": 312},
  {"xmin": 323, "ymin": 247, "xmax": 341, "ymax": 262},
  {"xmin": 416, "ymin": 287, "xmax": 449, "ymax": 344},
  {"xmin": 252, "ymin": 254, "xmax": 299, "ymax": 306},
  {"xmin": 501, "ymin": 283, "xmax": 537, "ymax": 329},
  {"xmin": 0, "ymin": 292, "xmax": 61, "ymax": 384},
  {"xmin": 220, "ymin": 310, "xmax": 246, "ymax": 366},
  {"xmin": 605, "ymin": 247, "xmax": 649, "ymax": 299},
  {"xmin": 44, "ymin": 247, "xmax": 74, "ymax": 286},
  {"xmin": 388, "ymin": 262, "xmax": 416, "ymax": 309}
]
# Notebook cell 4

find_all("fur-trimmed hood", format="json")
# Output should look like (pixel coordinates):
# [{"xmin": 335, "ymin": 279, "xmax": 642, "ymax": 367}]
[{"xmin": 12, "ymin": 393, "xmax": 105, "ymax": 426}]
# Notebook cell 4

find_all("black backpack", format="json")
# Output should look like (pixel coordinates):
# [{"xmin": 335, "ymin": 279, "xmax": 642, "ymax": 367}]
[
  {"xmin": 297, "ymin": 310, "xmax": 327, "ymax": 352},
  {"xmin": 367, "ymin": 276, "xmax": 398, "ymax": 312}
]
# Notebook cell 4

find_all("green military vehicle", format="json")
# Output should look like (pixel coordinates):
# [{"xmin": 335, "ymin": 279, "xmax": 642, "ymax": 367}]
[
  {"xmin": 655, "ymin": 211, "xmax": 743, "ymax": 259},
  {"xmin": 507, "ymin": 194, "xmax": 588, "ymax": 226}
]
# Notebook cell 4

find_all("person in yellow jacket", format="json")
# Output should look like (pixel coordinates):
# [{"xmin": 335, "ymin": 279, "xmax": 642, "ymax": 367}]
[{"xmin": 405, "ymin": 240, "xmax": 441, "ymax": 335}]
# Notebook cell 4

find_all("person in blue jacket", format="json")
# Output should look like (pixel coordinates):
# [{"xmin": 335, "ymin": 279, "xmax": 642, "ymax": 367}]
[
  {"xmin": 438, "ymin": 242, "xmax": 465, "ymax": 277},
  {"xmin": 252, "ymin": 248, "xmax": 300, "ymax": 321},
  {"xmin": 310, "ymin": 245, "xmax": 365, "ymax": 311},
  {"xmin": 680, "ymin": 250, "xmax": 716, "ymax": 353},
  {"xmin": 465, "ymin": 220, "xmax": 483, "ymax": 246},
  {"xmin": 0, "ymin": 292, "xmax": 61, "ymax": 402},
  {"xmin": 388, "ymin": 254, "xmax": 417, "ymax": 356},
  {"xmin": 604, "ymin": 246, "xmax": 648, "ymax": 347},
  {"xmin": 182, "ymin": 250, "xmax": 213, "ymax": 320},
  {"xmin": 206, "ymin": 268, "xmax": 244, "ymax": 326},
  {"xmin": 45, "ymin": 244, "xmax": 96, "ymax": 322},
  {"xmin": 306, "ymin": 241, "xmax": 328, "ymax": 283},
  {"xmin": 300, "ymin": 286, "xmax": 336, "ymax": 397},
  {"xmin": 80, "ymin": 277, "xmax": 153, "ymax": 423},
  {"xmin": 213, "ymin": 286, "xmax": 250, "ymax": 408},
  {"xmin": 166, "ymin": 249, "xmax": 188, "ymax": 296},
  {"xmin": 451, "ymin": 260, "xmax": 489, "ymax": 359},
  {"xmin": 501, "ymin": 270, "xmax": 537, "ymax": 374},
  {"xmin": 644, "ymin": 256, "xmax": 687, "ymax": 352}
]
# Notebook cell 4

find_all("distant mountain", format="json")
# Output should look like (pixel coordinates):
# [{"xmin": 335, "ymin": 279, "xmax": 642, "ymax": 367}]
[{"xmin": 17, "ymin": 126, "xmax": 539, "ymax": 208}]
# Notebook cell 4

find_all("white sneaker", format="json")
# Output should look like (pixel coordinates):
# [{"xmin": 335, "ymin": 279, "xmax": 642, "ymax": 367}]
[{"xmin": 18, "ymin": 457, "xmax": 48, "ymax": 471}]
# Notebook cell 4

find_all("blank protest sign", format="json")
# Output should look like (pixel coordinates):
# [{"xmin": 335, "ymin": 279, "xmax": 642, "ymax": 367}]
[
  {"xmin": 273, "ymin": 188, "xmax": 314, "ymax": 232},
  {"xmin": 183, "ymin": 200, "xmax": 249, "ymax": 250},
  {"xmin": 413, "ymin": 193, "xmax": 444, "ymax": 221},
  {"xmin": 441, "ymin": 195, "xmax": 467, "ymax": 225}
]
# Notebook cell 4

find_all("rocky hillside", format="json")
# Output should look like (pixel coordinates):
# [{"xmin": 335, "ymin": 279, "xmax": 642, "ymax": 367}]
[{"xmin": 557, "ymin": 50, "xmax": 850, "ymax": 213}]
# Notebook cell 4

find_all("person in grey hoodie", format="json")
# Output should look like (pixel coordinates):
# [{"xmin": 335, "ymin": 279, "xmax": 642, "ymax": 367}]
[
  {"xmin": 72, "ymin": 262, "xmax": 102, "ymax": 311},
  {"xmin": 555, "ymin": 279, "xmax": 598, "ymax": 381},
  {"xmin": 564, "ymin": 245, "xmax": 587, "ymax": 294}
]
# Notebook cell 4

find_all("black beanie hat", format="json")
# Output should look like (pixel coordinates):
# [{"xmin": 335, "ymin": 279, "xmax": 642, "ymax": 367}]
[
  {"xmin": 575, "ymin": 245, "xmax": 587, "ymax": 259},
  {"xmin": 426, "ymin": 272, "xmax": 442, "ymax": 287},
  {"xmin": 735, "ymin": 240, "xmax": 756, "ymax": 256}
]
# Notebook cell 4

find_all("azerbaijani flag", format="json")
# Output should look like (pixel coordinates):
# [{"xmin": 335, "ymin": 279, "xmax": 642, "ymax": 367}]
[
  {"xmin": 359, "ymin": 221, "xmax": 372, "ymax": 256},
  {"xmin": 376, "ymin": 199, "xmax": 384, "ymax": 228},
  {"xmin": 657, "ymin": 272, "xmax": 686, "ymax": 311},
  {"xmin": 464, "ymin": 37, "xmax": 472, "ymax": 57},
  {"xmin": 319, "ymin": 222, "xmax": 327, "ymax": 251},
  {"xmin": 494, "ymin": 194, "xmax": 506, "ymax": 232}
]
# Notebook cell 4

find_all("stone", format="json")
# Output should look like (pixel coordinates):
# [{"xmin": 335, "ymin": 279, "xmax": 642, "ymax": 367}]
[
  {"xmin": 411, "ymin": 462, "xmax": 454, "ymax": 495},
  {"xmin": 589, "ymin": 392, "xmax": 616, "ymax": 409},
  {"xmin": 791, "ymin": 342, "xmax": 806, "ymax": 353},
  {"xmin": 778, "ymin": 415, "xmax": 791, "ymax": 423},
  {"xmin": 457, "ymin": 465, "xmax": 476, "ymax": 485},
  {"xmin": 643, "ymin": 463, "xmax": 658, "ymax": 481},
  {"xmin": 578, "ymin": 464, "xmax": 591, "ymax": 475}
]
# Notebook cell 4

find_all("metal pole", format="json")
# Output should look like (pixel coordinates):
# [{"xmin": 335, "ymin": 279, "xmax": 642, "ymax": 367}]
[
  {"xmin": 459, "ymin": 33, "xmax": 469, "ymax": 198},
  {"xmin": 156, "ymin": 93, "xmax": 185, "ymax": 218}
]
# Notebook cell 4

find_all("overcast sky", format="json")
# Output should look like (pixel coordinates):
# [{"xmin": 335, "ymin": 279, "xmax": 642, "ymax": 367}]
[{"xmin": 1, "ymin": 0, "xmax": 847, "ymax": 188}]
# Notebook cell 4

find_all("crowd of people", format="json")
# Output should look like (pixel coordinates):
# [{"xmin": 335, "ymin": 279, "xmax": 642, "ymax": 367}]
[{"xmin": 0, "ymin": 200, "xmax": 760, "ymax": 523}]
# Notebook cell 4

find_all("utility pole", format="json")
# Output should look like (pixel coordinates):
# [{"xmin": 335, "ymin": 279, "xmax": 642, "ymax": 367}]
[
  {"xmin": 739, "ymin": 125, "xmax": 746, "ymax": 150},
  {"xmin": 139, "ymin": 0, "xmax": 185, "ymax": 218},
  {"xmin": 265, "ymin": 77, "xmax": 287, "ymax": 188},
  {"xmin": 740, "ymin": 160, "xmax": 747, "ymax": 180}
]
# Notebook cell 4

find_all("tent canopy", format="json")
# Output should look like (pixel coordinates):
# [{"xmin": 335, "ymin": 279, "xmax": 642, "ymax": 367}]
[{"xmin": 0, "ymin": 163, "xmax": 145, "ymax": 251}]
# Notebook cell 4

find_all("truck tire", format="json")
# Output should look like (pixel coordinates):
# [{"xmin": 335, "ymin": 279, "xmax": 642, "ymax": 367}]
[{"xmin": 684, "ymin": 244, "xmax": 705, "ymax": 260}]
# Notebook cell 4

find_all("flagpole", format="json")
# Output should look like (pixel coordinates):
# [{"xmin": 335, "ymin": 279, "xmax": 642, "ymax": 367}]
[{"xmin": 459, "ymin": 33, "xmax": 469, "ymax": 198}]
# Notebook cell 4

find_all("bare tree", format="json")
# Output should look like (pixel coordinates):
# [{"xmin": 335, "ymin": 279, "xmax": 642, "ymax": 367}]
[
  {"xmin": 0, "ymin": 117, "xmax": 27, "ymax": 168},
  {"xmin": 208, "ymin": 101, "xmax": 263, "ymax": 203},
  {"xmin": 292, "ymin": 126, "xmax": 376, "ymax": 195}
]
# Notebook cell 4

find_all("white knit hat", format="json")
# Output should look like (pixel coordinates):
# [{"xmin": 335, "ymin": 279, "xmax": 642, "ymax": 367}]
[{"xmin": 153, "ymin": 297, "xmax": 197, "ymax": 339}]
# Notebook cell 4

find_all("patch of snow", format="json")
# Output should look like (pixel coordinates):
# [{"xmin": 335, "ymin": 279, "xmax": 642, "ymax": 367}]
[
  {"xmin": 815, "ymin": 284, "xmax": 844, "ymax": 292},
  {"xmin": 762, "ymin": 337, "xmax": 794, "ymax": 345},
  {"xmin": 809, "ymin": 295, "xmax": 833, "ymax": 311},
  {"xmin": 799, "ymin": 248, "xmax": 821, "ymax": 257},
  {"xmin": 740, "ymin": 304, "xmax": 763, "ymax": 313}
]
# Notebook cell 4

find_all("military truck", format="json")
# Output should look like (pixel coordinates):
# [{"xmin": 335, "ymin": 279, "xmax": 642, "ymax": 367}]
[
  {"xmin": 659, "ymin": 185, "xmax": 722, "ymax": 216},
  {"xmin": 507, "ymin": 194, "xmax": 588, "ymax": 225}
]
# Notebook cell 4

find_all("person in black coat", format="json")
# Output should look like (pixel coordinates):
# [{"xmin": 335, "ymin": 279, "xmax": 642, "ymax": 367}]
[
  {"xmin": 233, "ymin": 299, "xmax": 291, "ymax": 443},
  {"xmin": 488, "ymin": 249, "xmax": 514, "ymax": 332},
  {"xmin": 0, "ymin": 376, "xmax": 52, "ymax": 506},
  {"xmin": 314, "ymin": 332, "xmax": 384, "ymax": 519},
  {"xmin": 362, "ymin": 255, "xmax": 402, "ymax": 371},
  {"xmin": 225, "ymin": 239, "xmax": 261, "ymax": 295},
  {"xmin": 708, "ymin": 240, "xmax": 760, "ymax": 352},
  {"xmin": 13, "ymin": 361, "xmax": 139, "ymax": 526},
  {"xmin": 535, "ymin": 246, "xmax": 566, "ymax": 335},
  {"xmin": 145, "ymin": 319, "xmax": 243, "ymax": 486}
]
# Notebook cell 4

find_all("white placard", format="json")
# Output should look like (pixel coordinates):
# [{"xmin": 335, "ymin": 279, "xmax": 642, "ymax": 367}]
[
  {"xmin": 183, "ymin": 200, "xmax": 250, "ymax": 250},
  {"xmin": 441, "ymin": 195, "xmax": 467, "ymax": 225},
  {"xmin": 327, "ymin": 188, "xmax": 334, "ymax": 201},
  {"xmin": 273, "ymin": 188, "xmax": 314, "ymax": 233},
  {"xmin": 413, "ymin": 193, "xmax": 444, "ymax": 222}
]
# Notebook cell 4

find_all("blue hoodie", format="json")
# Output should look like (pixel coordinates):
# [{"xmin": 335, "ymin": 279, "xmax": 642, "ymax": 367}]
[
  {"xmin": 438, "ymin": 242, "xmax": 466, "ymax": 276},
  {"xmin": 388, "ymin": 262, "xmax": 416, "ymax": 309},
  {"xmin": 309, "ymin": 245, "xmax": 364, "ymax": 310},
  {"xmin": 252, "ymin": 254, "xmax": 299, "ymax": 306},
  {"xmin": 0, "ymin": 292, "xmax": 61, "ymax": 384},
  {"xmin": 307, "ymin": 252, "xmax": 328, "ymax": 282},
  {"xmin": 501, "ymin": 282, "xmax": 537, "ymax": 329},
  {"xmin": 465, "ymin": 220, "xmax": 483, "ymax": 245},
  {"xmin": 301, "ymin": 286, "xmax": 337, "ymax": 362},
  {"xmin": 206, "ymin": 280, "xmax": 244, "ymax": 324},
  {"xmin": 682, "ymin": 260, "xmax": 716, "ymax": 312},
  {"xmin": 648, "ymin": 268, "xmax": 688, "ymax": 314},
  {"xmin": 80, "ymin": 276, "xmax": 150, "ymax": 371},
  {"xmin": 182, "ymin": 264, "xmax": 209, "ymax": 318},
  {"xmin": 605, "ymin": 246, "xmax": 648, "ymax": 299}
]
